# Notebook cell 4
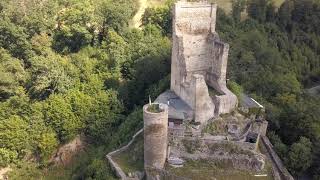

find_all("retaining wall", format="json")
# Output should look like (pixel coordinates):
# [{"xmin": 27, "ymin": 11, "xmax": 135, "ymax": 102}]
[
  {"xmin": 106, "ymin": 129, "xmax": 144, "ymax": 180},
  {"xmin": 260, "ymin": 135, "xmax": 294, "ymax": 180}
]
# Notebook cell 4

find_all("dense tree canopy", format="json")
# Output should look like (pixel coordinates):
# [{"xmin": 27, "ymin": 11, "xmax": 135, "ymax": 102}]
[{"xmin": 218, "ymin": 0, "xmax": 320, "ymax": 177}]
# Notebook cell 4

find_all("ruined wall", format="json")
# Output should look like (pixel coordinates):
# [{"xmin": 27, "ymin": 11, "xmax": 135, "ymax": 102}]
[
  {"xmin": 143, "ymin": 103, "xmax": 168, "ymax": 179},
  {"xmin": 171, "ymin": 1, "xmax": 217, "ymax": 97},
  {"xmin": 260, "ymin": 136, "xmax": 294, "ymax": 180},
  {"xmin": 174, "ymin": 1, "xmax": 216, "ymax": 35},
  {"xmin": 207, "ymin": 40, "xmax": 229, "ymax": 88},
  {"xmin": 193, "ymin": 74, "xmax": 215, "ymax": 123},
  {"xmin": 213, "ymin": 91, "xmax": 238, "ymax": 115},
  {"xmin": 207, "ymin": 39, "xmax": 238, "ymax": 115},
  {"xmin": 182, "ymin": 36, "xmax": 211, "ymax": 73},
  {"xmin": 171, "ymin": 1, "xmax": 237, "ymax": 121},
  {"xmin": 179, "ymin": 137, "xmax": 265, "ymax": 172}
]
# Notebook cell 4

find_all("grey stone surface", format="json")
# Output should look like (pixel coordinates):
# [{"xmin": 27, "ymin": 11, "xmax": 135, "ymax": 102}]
[
  {"xmin": 171, "ymin": 1, "xmax": 237, "ymax": 124},
  {"xmin": 260, "ymin": 136, "xmax": 295, "ymax": 180},
  {"xmin": 240, "ymin": 94, "xmax": 264, "ymax": 109},
  {"xmin": 174, "ymin": 137, "xmax": 266, "ymax": 171},
  {"xmin": 307, "ymin": 84, "xmax": 320, "ymax": 96},
  {"xmin": 155, "ymin": 90, "xmax": 193, "ymax": 120},
  {"xmin": 143, "ymin": 103, "xmax": 168, "ymax": 180}
]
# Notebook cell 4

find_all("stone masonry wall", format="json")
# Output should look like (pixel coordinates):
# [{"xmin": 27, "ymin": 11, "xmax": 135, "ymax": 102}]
[
  {"xmin": 260, "ymin": 136, "xmax": 294, "ymax": 180},
  {"xmin": 143, "ymin": 103, "xmax": 168, "ymax": 177},
  {"xmin": 193, "ymin": 74, "xmax": 215, "ymax": 123},
  {"xmin": 106, "ymin": 129, "xmax": 144, "ymax": 180},
  {"xmin": 171, "ymin": 1, "xmax": 237, "ymax": 121}
]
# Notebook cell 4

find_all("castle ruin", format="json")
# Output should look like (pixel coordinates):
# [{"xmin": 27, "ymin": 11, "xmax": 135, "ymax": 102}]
[
  {"xmin": 107, "ymin": 1, "xmax": 294, "ymax": 180},
  {"xmin": 165, "ymin": 1, "xmax": 238, "ymax": 125}
]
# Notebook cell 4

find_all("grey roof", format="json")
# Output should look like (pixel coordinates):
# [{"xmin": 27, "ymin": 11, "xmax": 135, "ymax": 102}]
[
  {"xmin": 240, "ymin": 94, "xmax": 263, "ymax": 109},
  {"xmin": 155, "ymin": 90, "xmax": 194, "ymax": 120},
  {"xmin": 307, "ymin": 85, "xmax": 320, "ymax": 96}
]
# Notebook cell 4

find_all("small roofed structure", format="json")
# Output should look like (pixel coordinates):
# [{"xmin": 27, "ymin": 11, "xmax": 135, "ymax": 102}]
[{"xmin": 155, "ymin": 90, "xmax": 193, "ymax": 121}]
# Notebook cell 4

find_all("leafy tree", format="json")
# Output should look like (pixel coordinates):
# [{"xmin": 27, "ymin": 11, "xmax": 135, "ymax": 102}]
[
  {"xmin": 311, "ymin": 141, "xmax": 320, "ymax": 179},
  {"xmin": 0, "ymin": 18, "xmax": 32, "ymax": 61},
  {"xmin": 0, "ymin": 148, "xmax": 18, "ymax": 167},
  {"xmin": 85, "ymin": 90, "xmax": 124, "ymax": 143},
  {"xmin": 142, "ymin": 6, "xmax": 172, "ymax": 34},
  {"xmin": 0, "ymin": 0, "xmax": 59, "ymax": 37},
  {"xmin": 26, "ymin": 102, "xmax": 58, "ymax": 162},
  {"xmin": 83, "ymin": 159, "xmax": 114, "ymax": 180},
  {"xmin": 96, "ymin": 0, "xmax": 137, "ymax": 41},
  {"xmin": 44, "ymin": 94, "xmax": 83, "ymax": 142},
  {"xmin": 278, "ymin": 96, "xmax": 320, "ymax": 144},
  {"xmin": 64, "ymin": 89, "xmax": 93, "ymax": 122},
  {"xmin": 120, "ymin": 54, "xmax": 170, "ymax": 109},
  {"xmin": 31, "ymin": 33, "xmax": 54, "ymax": 56},
  {"xmin": 232, "ymin": 0, "xmax": 246, "ymax": 22},
  {"xmin": 268, "ymin": 131, "xmax": 288, "ymax": 158},
  {"xmin": 286, "ymin": 137, "xmax": 313, "ymax": 175},
  {"xmin": 37, "ymin": 131, "xmax": 58, "ymax": 162},
  {"xmin": 0, "ymin": 48, "xmax": 27, "ymax": 100},
  {"xmin": 0, "ymin": 115, "xmax": 29, "ymax": 157},
  {"xmin": 278, "ymin": 0, "xmax": 294, "ymax": 29},
  {"xmin": 104, "ymin": 30, "xmax": 129, "ymax": 73},
  {"xmin": 227, "ymin": 80, "xmax": 244, "ymax": 99},
  {"xmin": 110, "ymin": 108, "xmax": 143, "ymax": 146},
  {"xmin": 247, "ymin": 0, "xmax": 271, "ymax": 22},
  {"xmin": 146, "ymin": 75, "xmax": 170, "ymax": 102},
  {"xmin": 53, "ymin": 0, "xmax": 95, "ymax": 53},
  {"xmin": 28, "ymin": 51, "xmax": 76, "ymax": 99}
]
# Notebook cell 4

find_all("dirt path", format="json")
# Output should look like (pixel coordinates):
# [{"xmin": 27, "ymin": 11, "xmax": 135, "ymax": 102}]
[
  {"xmin": 131, "ymin": 0, "xmax": 148, "ymax": 29},
  {"xmin": 0, "ymin": 167, "xmax": 12, "ymax": 180}
]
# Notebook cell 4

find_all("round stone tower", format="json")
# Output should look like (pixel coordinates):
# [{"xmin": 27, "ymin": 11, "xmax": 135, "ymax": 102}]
[{"xmin": 143, "ymin": 103, "xmax": 168, "ymax": 174}]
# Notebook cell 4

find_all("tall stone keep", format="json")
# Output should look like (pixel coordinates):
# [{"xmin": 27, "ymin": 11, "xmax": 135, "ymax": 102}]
[
  {"xmin": 143, "ymin": 103, "xmax": 168, "ymax": 178},
  {"xmin": 171, "ymin": 1, "xmax": 238, "ymax": 123}
]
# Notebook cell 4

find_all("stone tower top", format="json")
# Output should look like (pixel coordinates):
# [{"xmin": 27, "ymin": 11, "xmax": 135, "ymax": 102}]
[{"xmin": 173, "ymin": 1, "xmax": 217, "ymax": 35}]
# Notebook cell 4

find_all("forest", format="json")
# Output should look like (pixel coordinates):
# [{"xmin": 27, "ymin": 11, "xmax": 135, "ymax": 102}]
[{"xmin": 0, "ymin": 0, "xmax": 319, "ymax": 179}]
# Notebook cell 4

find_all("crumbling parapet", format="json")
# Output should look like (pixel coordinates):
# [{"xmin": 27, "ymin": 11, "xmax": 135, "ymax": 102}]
[{"xmin": 143, "ymin": 103, "xmax": 168, "ymax": 180}]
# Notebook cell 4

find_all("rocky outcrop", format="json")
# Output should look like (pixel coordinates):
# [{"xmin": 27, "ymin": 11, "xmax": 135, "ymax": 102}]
[{"xmin": 50, "ymin": 135, "xmax": 85, "ymax": 166}]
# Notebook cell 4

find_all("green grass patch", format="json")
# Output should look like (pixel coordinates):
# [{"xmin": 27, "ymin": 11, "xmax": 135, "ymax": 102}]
[
  {"xmin": 147, "ymin": 104, "xmax": 163, "ymax": 113},
  {"xmin": 203, "ymin": 119, "xmax": 228, "ymax": 135},
  {"xmin": 182, "ymin": 138, "xmax": 202, "ymax": 154},
  {"xmin": 208, "ymin": 142, "xmax": 255, "ymax": 156},
  {"xmin": 208, "ymin": 86, "xmax": 224, "ymax": 97}
]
